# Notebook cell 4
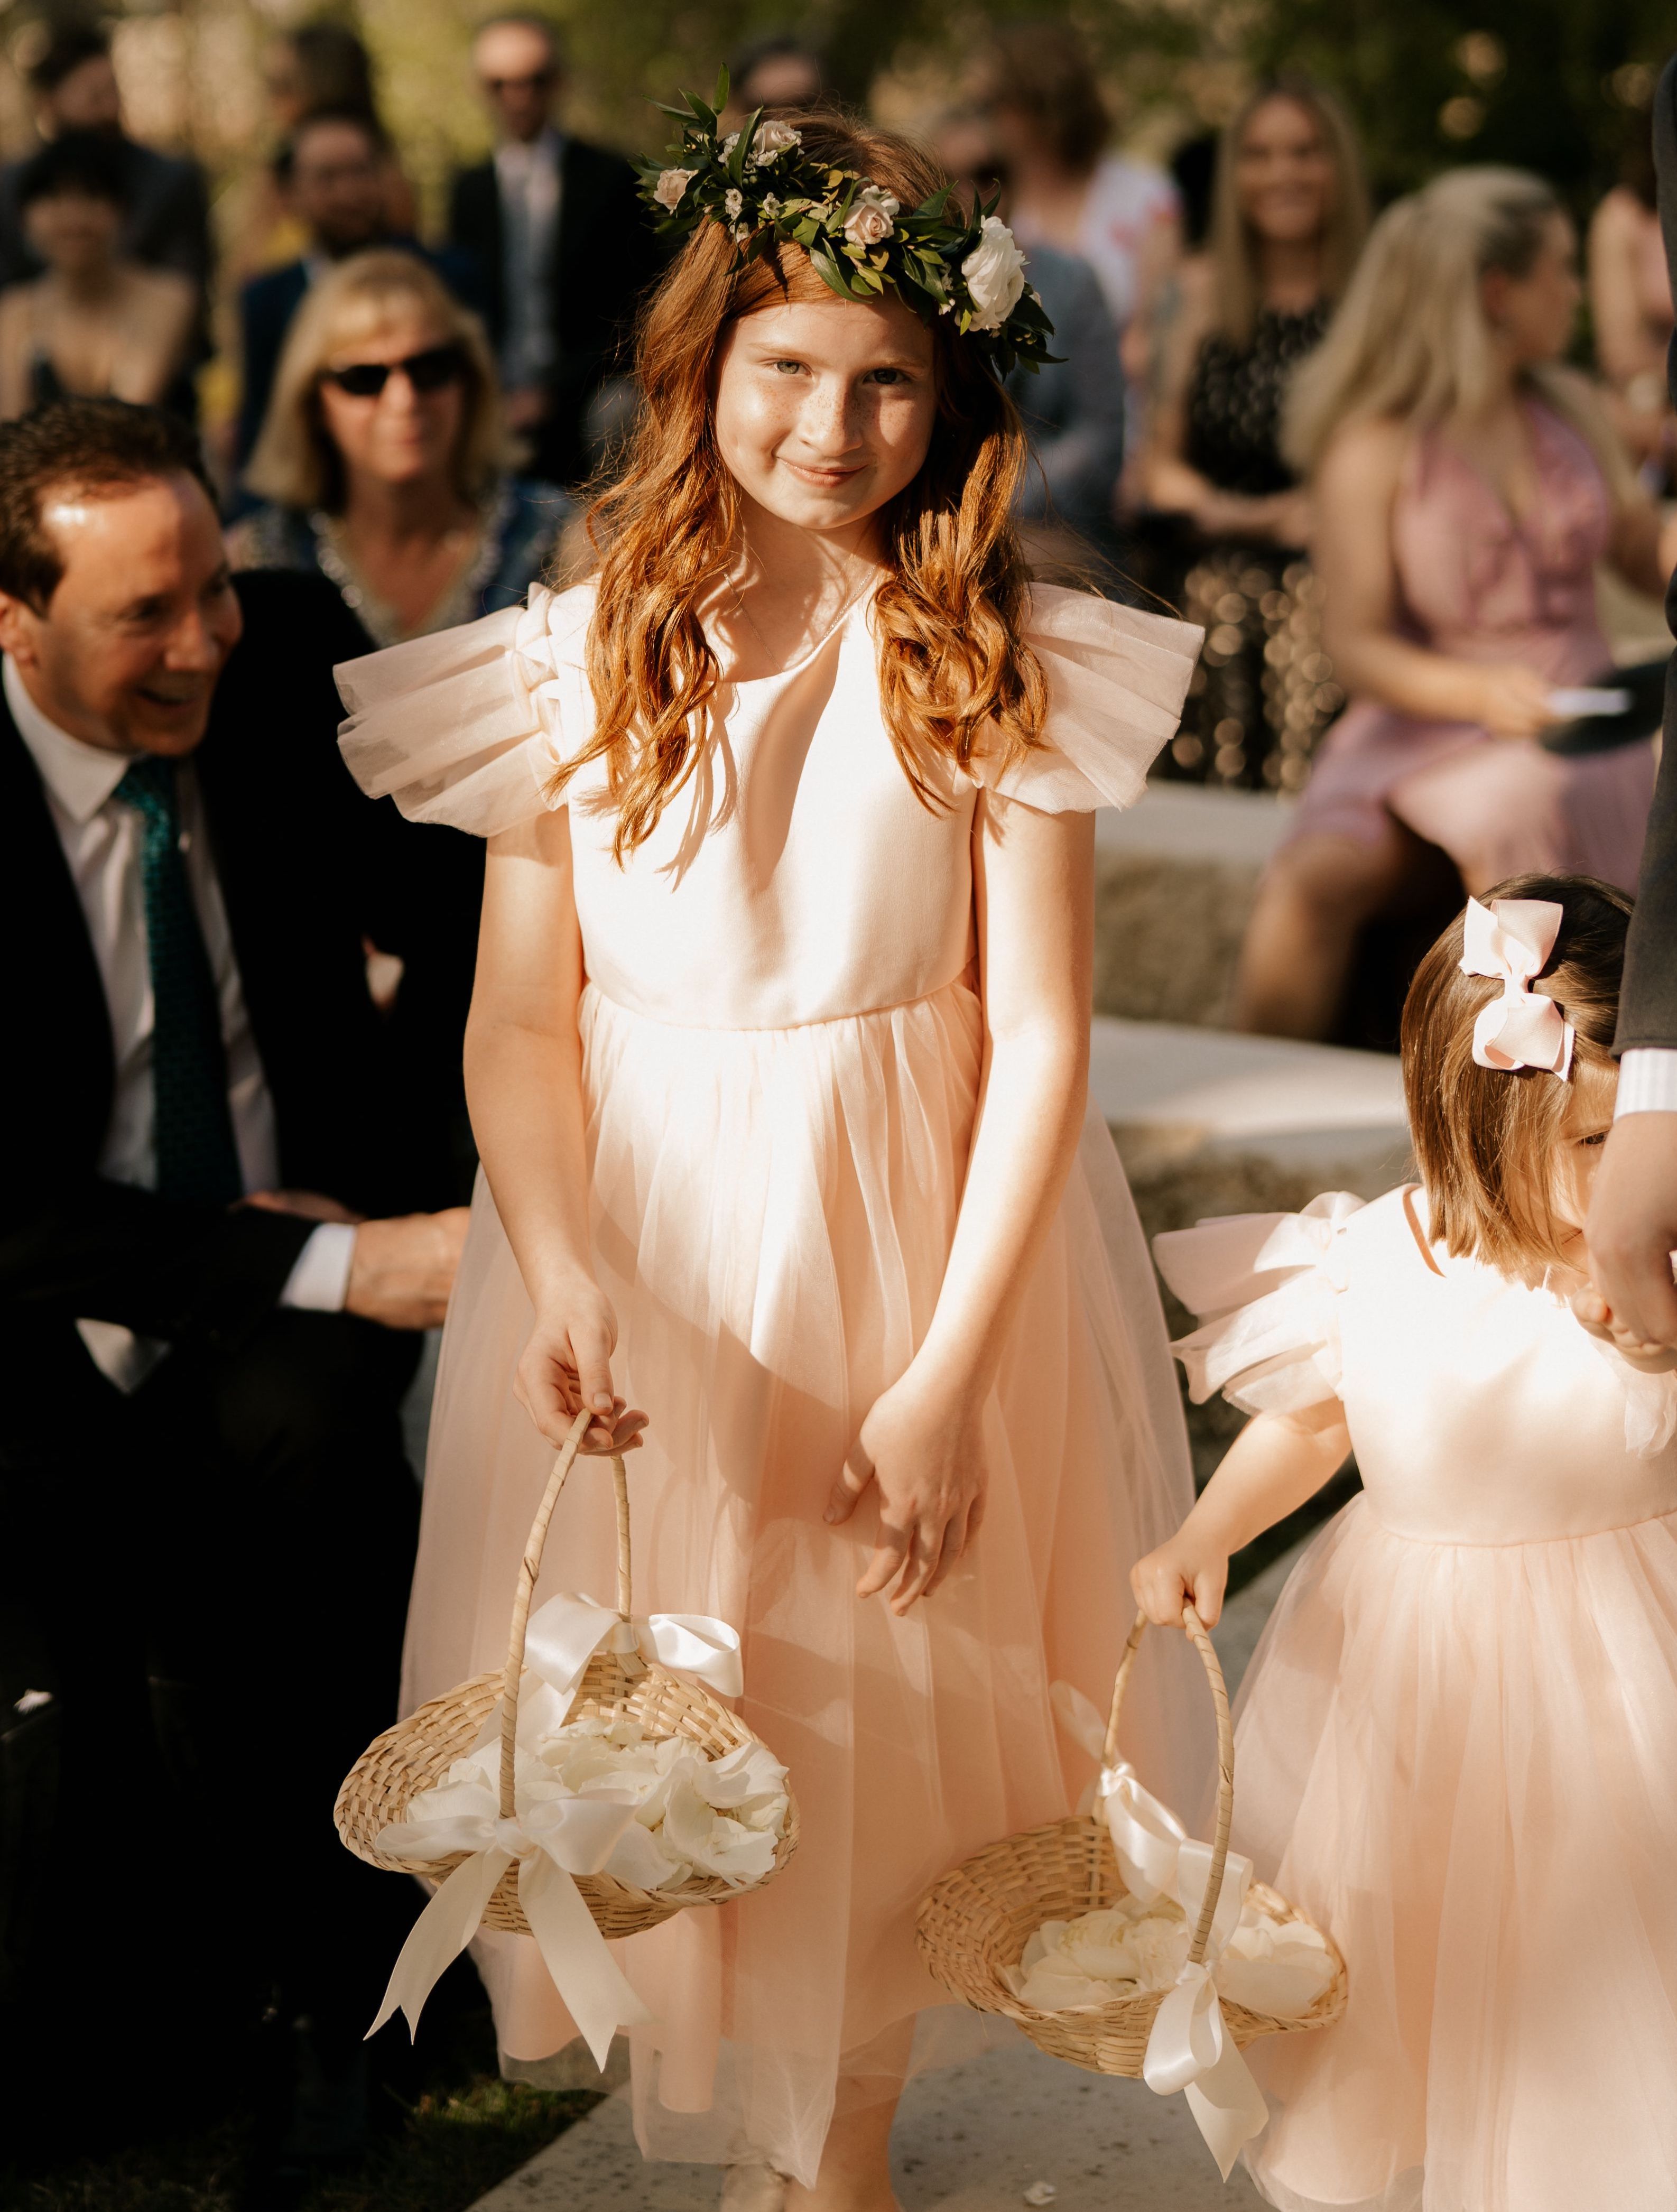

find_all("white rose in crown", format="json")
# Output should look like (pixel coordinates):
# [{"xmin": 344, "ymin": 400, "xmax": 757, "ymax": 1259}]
[
  {"xmin": 961, "ymin": 215, "xmax": 1028, "ymax": 331},
  {"xmin": 654, "ymin": 167, "xmax": 697, "ymax": 212},
  {"xmin": 752, "ymin": 119, "xmax": 802, "ymax": 162},
  {"xmin": 844, "ymin": 185, "xmax": 900, "ymax": 248}
]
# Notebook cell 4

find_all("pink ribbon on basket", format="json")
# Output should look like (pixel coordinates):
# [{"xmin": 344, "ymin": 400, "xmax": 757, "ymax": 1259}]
[
  {"xmin": 1052, "ymin": 1681, "xmax": 1270, "ymax": 2178},
  {"xmin": 1458, "ymin": 897, "xmax": 1574, "ymax": 1077}
]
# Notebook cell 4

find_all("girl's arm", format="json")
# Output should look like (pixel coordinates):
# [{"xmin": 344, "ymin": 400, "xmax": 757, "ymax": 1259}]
[
  {"xmin": 466, "ymin": 807, "xmax": 644, "ymax": 1455},
  {"xmin": 1315, "ymin": 417, "xmax": 1560, "ymax": 738},
  {"xmin": 1131, "ymin": 1401, "xmax": 1351, "ymax": 1628},
  {"xmin": 825, "ymin": 795, "xmax": 1095, "ymax": 1613}
]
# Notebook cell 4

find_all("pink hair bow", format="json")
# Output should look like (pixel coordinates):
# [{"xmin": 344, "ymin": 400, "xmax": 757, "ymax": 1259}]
[{"xmin": 1458, "ymin": 897, "xmax": 1574, "ymax": 1078}]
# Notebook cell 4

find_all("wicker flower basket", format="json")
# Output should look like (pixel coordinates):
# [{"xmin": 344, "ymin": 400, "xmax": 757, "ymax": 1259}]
[
  {"xmin": 335, "ymin": 1412, "xmax": 799, "ymax": 1940},
  {"xmin": 915, "ymin": 1603, "xmax": 1345, "ymax": 2075}
]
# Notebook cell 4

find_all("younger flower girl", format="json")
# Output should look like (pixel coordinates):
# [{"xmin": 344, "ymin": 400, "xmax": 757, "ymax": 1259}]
[{"xmin": 1133, "ymin": 874, "xmax": 1677, "ymax": 2212}]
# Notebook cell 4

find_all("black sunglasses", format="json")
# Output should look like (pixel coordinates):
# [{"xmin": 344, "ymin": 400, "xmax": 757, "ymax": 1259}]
[{"xmin": 319, "ymin": 344, "xmax": 468, "ymax": 398}]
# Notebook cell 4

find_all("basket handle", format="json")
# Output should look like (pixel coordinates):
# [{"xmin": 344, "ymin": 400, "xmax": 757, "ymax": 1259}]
[
  {"xmin": 1092, "ymin": 1602, "xmax": 1234, "ymax": 1969},
  {"xmin": 497, "ymin": 1410, "xmax": 634, "ymax": 1822}
]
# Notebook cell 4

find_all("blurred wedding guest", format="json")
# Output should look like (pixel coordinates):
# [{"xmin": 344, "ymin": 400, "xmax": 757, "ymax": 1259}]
[
  {"xmin": 1144, "ymin": 77, "xmax": 1368, "ymax": 790},
  {"xmin": 234, "ymin": 252, "xmax": 568, "ymax": 644},
  {"xmin": 1588, "ymin": 114, "xmax": 1674, "ymax": 484},
  {"xmin": 936, "ymin": 113, "xmax": 1125, "ymax": 551},
  {"xmin": 0, "ymin": 19, "xmax": 211, "ymax": 294},
  {"xmin": 975, "ymin": 23, "xmax": 1179, "ymax": 434},
  {"xmin": 0, "ymin": 134, "xmax": 197, "ymax": 422},
  {"xmin": 0, "ymin": 399, "xmax": 472, "ymax": 2165},
  {"xmin": 1236, "ymin": 169, "xmax": 1671, "ymax": 1038},
  {"xmin": 225, "ymin": 19, "xmax": 418, "ymax": 292},
  {"xmin": 726, "ymin": 33, "xmax": 825, "ymax": 117},
  {"xmin": 236, "ymin": 109, "xmax": 486, "ymax": 475},
  {"xmin": 448, "ymin": 14, "xmax": 661, "ymax": 487}
]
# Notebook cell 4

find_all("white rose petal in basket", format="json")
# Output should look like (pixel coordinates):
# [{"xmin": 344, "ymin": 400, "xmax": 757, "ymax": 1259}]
[{"xmin": 336, "ymin": 1412, "xmax": 799, "ymax": 2068}]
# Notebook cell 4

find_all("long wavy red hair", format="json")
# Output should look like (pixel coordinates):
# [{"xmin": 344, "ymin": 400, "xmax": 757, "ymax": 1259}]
[{"xmin": 553, "ymin": 114, "xmax": 1046, "ymax": 858}]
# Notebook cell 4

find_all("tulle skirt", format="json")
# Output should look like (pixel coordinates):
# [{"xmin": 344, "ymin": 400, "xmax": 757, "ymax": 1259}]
[
  {"xmin": 1230, "ymin": 1496, "xmax": 1677, "ymax": 2212},
  {"xmin": 401, "ymin": 977, "xmax": 1206, "ymax": 2187}
]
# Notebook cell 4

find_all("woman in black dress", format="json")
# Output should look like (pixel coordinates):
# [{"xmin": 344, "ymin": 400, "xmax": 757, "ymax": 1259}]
[{"xmin": 1143, "ymin": 76, "xmax": 1368, "ymax": 790}]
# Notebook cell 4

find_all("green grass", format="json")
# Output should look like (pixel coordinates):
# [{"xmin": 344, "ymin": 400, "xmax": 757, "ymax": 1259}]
[{"xmin": 1, "ymin": 2017, "xmax": 600, "ymax": 2212}]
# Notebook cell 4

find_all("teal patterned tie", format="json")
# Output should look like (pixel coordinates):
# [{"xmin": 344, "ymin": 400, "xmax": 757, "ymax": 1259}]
[{"xmin": 113, "ymin": 755, "xmax": 245, "ymax": 1206}]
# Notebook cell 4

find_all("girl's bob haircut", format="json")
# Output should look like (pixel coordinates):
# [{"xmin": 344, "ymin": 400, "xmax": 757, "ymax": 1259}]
[
  {"xmin": 244, "ymin": 248, "xmax": 503, "ymax": 513},
  {"xmin": 564, "ymin": 109, "xmax": 1045, "ymax": 862},
  {"xmin": 1401, "ymin": 872, "xmax": 1631, "ymax": 1274}
]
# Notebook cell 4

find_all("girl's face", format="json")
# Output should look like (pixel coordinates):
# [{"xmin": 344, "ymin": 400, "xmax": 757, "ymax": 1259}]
[
  {"xmin": 316, "ymin": 310, "xmax": 467, "ymax": 492},
  {"xmin": 1547, "ymin": 1054, "xmax": 1617, "ymax": 1258},
  {"xmin": 1235, "ymin": 96, "xmax": 1336, "ymax": 246},
  {"xmin": 1482, "ymin": 212, "xmax": 1581, "ymax": 367},
  {"xmin": 712, "ymin": 294, "xmax": 938, "ymax": 543}
]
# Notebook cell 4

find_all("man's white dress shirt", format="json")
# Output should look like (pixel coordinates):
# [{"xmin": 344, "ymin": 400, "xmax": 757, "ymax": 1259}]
[
  {"xmin": 495, "ymin": 126, "xmax": 562, "ymax": 392},
  {"xmin": 1616, "ymin": 1049, "xmax": 1677, "ymax": 1116},
  {"xmin": 10, "ymin": 657, "xmax": 355, "ymax": 1386}
]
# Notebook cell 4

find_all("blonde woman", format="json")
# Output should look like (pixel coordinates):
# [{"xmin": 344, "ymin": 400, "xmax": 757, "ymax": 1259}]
[
  {"xmin": 1143, "ymin": 76, "xmax": 1368, "ymax": 789},
  {"xmin": 233, "ymin": 250, "xmax": 569, "ymax": 646},
  {"xmin": 1236, "ymin": 168, "xmax": 1671, "ymax": 1036}
]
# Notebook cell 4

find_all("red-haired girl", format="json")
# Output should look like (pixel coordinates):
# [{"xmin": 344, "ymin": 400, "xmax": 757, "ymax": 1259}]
[
  {"xmin": 341, "ymin": 99, "xmax": 1205, "ymax": 2210},
  {"xmin": 1135, "ymin": 875, "xmax": 1677, "ymax": 2211}
]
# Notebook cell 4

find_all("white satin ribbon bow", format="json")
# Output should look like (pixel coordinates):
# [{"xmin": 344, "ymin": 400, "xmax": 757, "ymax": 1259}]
[
  {"xmin": 522, "ymin": 1590, "xmax": 744, "ymax": 1703},
  {"xmin": 1052, "ymin": 1682, "xmax": 1270, "ymax": 2178},
  {"xmin": 367, "ymin": 1596, "xmax": 743, "ymax": 2063},
  {"xmin": 1458, "ymin": 896, "xmax": 1574, "ymax": 1077},
  {"xmin": 368, "ymin": 1792, "xmax": 650, "ymax": 2067}
]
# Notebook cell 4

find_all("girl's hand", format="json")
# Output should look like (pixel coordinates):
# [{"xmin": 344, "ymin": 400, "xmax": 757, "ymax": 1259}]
[
  {"xmin": 824, "ymin": 1374, "xmax": 988, "ymax": 1614},
  {"xmin": 1473, "ymin": 663, "xmax": 1560, "ymax": 739},
  {"xmin": 1131, "ymin": 1533, "xmax": 1230, "ymax": 1630},
  {"xmin": 514, "ymin": 1277, "xmax": 649, "ymax": 1454},
  {"xmin": 1570, "ymin": 1283, "xmax": 1677, "ymax": 1373}
]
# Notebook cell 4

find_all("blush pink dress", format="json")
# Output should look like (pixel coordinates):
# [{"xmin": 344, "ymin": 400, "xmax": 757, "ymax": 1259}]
[
  {"xmin": 337, "ymin": 580, "xmax": 1210, "ymax": 2187},
  {"xmin": 1291, "ymin": 399, "xmax": 1656, "ymax": 890},
  {"xmin": 1156, "ymin": 1187, "xmax": 1677, "ymax": 2212}
]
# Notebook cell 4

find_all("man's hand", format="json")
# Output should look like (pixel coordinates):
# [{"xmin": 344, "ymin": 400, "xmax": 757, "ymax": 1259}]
[
  {"xmin": 244, "ymin": 1189, "xmax": 364, "ymax": 1224},
  {"xmin": 1585, "ymin": 1112, "xmax": 1677, "ymax": 1349},
  {"xmin": 345, "ymin": 1209, "xmax": 471, "ymax": 1330}
]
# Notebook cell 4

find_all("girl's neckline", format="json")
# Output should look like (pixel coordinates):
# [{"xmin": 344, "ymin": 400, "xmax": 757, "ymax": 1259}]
[
  {"xmin": 714, "ymin": 581, "xmax": 874, "ymax": 688},
  {"xmin": 1426, "ymin": 392, "xmax": 1561, "ymax": 535}
]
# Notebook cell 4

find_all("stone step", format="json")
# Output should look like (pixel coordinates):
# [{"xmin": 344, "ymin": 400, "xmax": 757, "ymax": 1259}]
[
  {"xmin": 471, "ymin": 2040, "xmax": 1267, "ymax": 2211},
  {"xmin": 1093, "ymin": 789, "xmax": 1287, "ymax": 1031}
]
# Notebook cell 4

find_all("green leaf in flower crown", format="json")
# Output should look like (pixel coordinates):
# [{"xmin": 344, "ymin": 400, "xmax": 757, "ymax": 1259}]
[
  {"xmin": 727, "ymin": 108, "xmax": 761, "ymax": 185},
  {"xmin": 712, "ymin": 64, "xmax": 729, "ymax": 115}
]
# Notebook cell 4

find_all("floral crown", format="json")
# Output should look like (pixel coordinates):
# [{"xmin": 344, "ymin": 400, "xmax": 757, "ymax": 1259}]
[{"xmin": 635, "ymin": 72, "xmax": 1056, "ymax": 377}]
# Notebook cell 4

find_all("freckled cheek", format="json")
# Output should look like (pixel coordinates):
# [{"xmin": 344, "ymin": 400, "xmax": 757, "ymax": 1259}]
[{"xmin": 715, "ymin": 381, "xmax": 804, "ymax": 477}]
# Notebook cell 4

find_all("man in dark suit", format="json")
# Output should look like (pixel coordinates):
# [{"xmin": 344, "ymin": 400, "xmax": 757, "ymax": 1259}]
[
  {"xmin": 449, "ymin": 14, "xmax": 662, "ymax": 487},
  {"xmin": 0, "ymin": 20, "xmax": 211, "ymax": 292},
  {"xmin": 0, "ymin": 399, "xmax": 471, "ymax": 2163},
  {"xmin": 1587, "ymin": 58, "xmax": 1677, "ymax": 1351},
  {"xmin": 235, "ymin": 108, "xmax": 489, "ymax": 475}
]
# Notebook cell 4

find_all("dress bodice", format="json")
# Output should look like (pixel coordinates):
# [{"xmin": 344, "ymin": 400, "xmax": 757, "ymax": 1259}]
[
  {"xmin": 337, "ymin": 577, "xmax": 1203, "ymax": 1032},
  {"xmin": 1387, "ymin": 400, "xmax": 1613, "ymax": 684},
  {"xmin": 1184, "ymin": 302, "xmax": 1331, "ymax": 502},
  {"xmin": 1159, "ymin": 1187, "xmax": 1677, "ymax": 1547}
]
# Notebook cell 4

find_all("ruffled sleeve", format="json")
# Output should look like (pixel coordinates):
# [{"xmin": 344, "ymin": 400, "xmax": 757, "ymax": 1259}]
[
  {"xmin": 1152, "ymin": 1192, "xmax": 1365, "ymax": 1415},
  {"xmin": 970, "ymin": 582, "xmax": 1203, "ymax": 813},
  {"xmin": 336, "ymin": 581, "xmax": 594, "ymax": 837}
]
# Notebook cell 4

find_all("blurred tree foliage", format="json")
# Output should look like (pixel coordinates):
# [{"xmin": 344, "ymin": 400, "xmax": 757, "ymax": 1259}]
[{"xmin": 1243, "ymin": 0, "xmax": 1673, "ymax": 208}]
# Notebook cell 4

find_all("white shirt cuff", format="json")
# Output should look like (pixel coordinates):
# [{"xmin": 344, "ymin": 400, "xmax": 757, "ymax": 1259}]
[
  {"xmin": 1615, "ymin": 1049, "xmax": 1677, "ymax": 1116},
  {"xmin": 279, "ymin": 1221, "xmax": 358, "ymax": 1311}
]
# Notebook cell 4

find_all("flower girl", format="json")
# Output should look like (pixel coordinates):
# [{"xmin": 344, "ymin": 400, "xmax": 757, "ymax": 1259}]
[
  {"xmin": 337, "ymin": 99, "xmax": 1207, "ymax": 2210},
  {"xmin": 1134, "ymin": 874, "xmax": 1677, "ymax": 2212}
]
